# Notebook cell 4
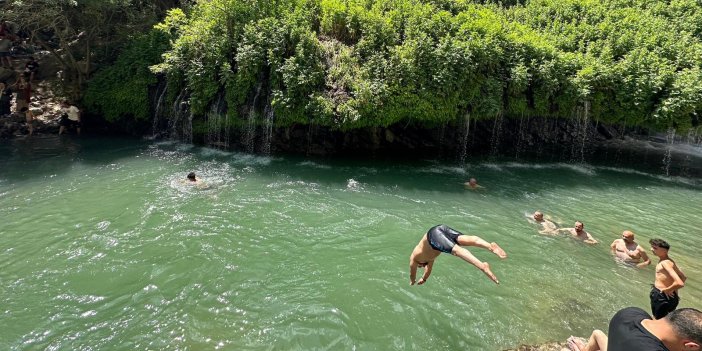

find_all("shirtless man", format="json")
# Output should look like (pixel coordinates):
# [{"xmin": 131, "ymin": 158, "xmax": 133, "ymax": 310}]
[
  {"xmin": 529, "ymin": 211, "xmax": 559, "ymax": 235},
  {"xmin": 610, "ymin": 230, "xmax": 650, "ymax": 268},
  {"xmin": 559, "ymin": 221, "xmax": 598, "ymax": 244},
  {"xmin": 409, "ymin": 224, "xmax": 507, "ymax": 285},
  {"xmin": 649, "ymin": 238, "xmax": 686, "ymax": 319},
  {"xmin": 464, "ymin": 178, "xmax": 482, "ymax": 189}
]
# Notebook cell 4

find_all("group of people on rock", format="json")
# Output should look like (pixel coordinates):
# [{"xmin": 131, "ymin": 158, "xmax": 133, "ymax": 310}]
[
  {"xmin": 0, "ymin": 52, "xmax": 82, "ymax": 136},
  {"xmin": 1, "ymin": 18, "xmax": 83, "ymax": 136},
  {"xmin": 408, "ymin": 181, "xmax": 699, "ymax": 351}
]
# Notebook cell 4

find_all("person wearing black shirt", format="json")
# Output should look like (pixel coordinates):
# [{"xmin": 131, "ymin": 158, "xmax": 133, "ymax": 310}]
[{"xmin": 569, "ymin": 307, "xmax": 702, "ymax": 351}]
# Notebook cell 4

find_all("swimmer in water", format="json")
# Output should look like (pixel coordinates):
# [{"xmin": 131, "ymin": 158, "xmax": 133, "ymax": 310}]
[
  {"xmin": 464, "ymin": 178, "xmax": 483, "ymax": 189},
  {"xmin": 409, "ymin": 224, "xmax": 507, "ymax": 285},
  {"xmin": 559, "ymin": 221, "xmax": 598, "ymax": 244},
  {"xmin": 610, "ymin": 230, "xmax": 650, "ymax": 268},
  {"xmin": 528, "ymin": 211, "xmax": 559, "ymax": 235},
  {"xmin": 184, "ymin": 172, "xmax": 209, "ymax": 189}
]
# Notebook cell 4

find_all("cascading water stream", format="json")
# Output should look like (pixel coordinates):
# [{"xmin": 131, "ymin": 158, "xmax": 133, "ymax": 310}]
[
  {"xmin": 261, "ymin": 99, "xmax": 274, "ymax": 156},
  {"xmin": 246, "ymin": 82, "xmax": 263, "ymax": 153},
  {"xmin": 458, "ymin": 113, "xmax": 470, "ymax": 166},
  {"xmin": 152, "ymin": 83, "xmax": 167, "ymax": 138},
  {"xmin": 489, "ymin": 112, "xmax": 503, "ymax": 158},
  {"xmin": 663, "ymin": 127, "xmax": 676, "ymax": 176}
]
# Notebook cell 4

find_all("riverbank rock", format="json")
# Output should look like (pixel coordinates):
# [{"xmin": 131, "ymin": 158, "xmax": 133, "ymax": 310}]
[{"xmin": 503, "ymin": 341, "xmax": 568, "ymax": 351}]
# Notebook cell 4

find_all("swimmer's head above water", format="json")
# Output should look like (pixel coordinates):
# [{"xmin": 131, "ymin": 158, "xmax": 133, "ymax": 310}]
[
  {"xmin": 533, "ymin": 211, "xmax": 544, "ymax": 221},
  {"xmin": 187, "ymin": 172, "xmax": 197, "ymax": 182},
  {"xmin": 622, "ymin": 230, "xmax": 635, "ymax": 242}
]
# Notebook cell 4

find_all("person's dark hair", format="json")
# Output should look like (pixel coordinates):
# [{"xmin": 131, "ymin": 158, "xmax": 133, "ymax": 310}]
[
  {"xmin": 668, "ymin": 308, "xmax": 702, "ymax": 344},
  {"xmin": 649, "ymin": 238, "xmax": 670, "ymax": 250},
  {"xmin": 187, "ymin": 172, "xmax": 196, "ymax": 181},
  {"xmin": 20, "ymin": 107, "xmax": 28, "ymax": 112}
]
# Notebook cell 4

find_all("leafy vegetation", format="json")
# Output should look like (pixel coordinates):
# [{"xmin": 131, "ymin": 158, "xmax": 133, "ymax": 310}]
[
  {"xmin": 97, "ymin": 0, "xmax": 702, "ymax": 131},
  {"xmin": 83, "ymin": 30, "xmax": 170, "ymax": 122}
]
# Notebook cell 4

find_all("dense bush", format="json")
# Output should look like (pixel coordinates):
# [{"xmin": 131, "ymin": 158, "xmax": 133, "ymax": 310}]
[
  {"xmin": 126, "ymin": 0, "xmax": 702, "ymax": 131},
  {"xmin": 83, "ymin": 30, "xmax": 170, "ymax": 122}
]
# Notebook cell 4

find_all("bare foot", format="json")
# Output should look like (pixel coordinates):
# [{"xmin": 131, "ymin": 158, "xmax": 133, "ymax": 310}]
[
  {"xmin": 490, "ymin": 242, "xmax": 507, "ymax": 258},
  {"xmin": 480, "ymin": 262, "xmax": 499, "ymax": 284}
]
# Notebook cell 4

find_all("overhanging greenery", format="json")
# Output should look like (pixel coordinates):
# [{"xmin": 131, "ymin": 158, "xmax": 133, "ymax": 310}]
[{"xmin": 96, "ymin": 0, "xmax": 702, "ymax": 132}]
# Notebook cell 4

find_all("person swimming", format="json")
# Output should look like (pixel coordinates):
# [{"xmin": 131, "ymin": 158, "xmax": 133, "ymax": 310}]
[
  {"xmin": 464, "ymin": 178, "xmax": 483, "ymax": 189},
  {"xmin": 528, "ymin": 211, "xmax": 559, "ymax": 235}
]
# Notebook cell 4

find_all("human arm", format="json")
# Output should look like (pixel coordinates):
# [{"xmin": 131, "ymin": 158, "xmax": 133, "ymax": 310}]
[
  {"xmin": 584, "ymin": 233, "xmax": 598, "ymax": 245},
  {"xmin": 409, "ymin": 259, "xmax": 418, "ymax": 285},
  {"xmin": 636, "ymin": 248, "xmax": 651, "ymax": 268},
  {"xmin": 417, "ymin": 261, "xmax": 434, "ymax": 285},
  {"xmin": 661, "ymin": 261, "xmax": 685, "ymax": 295},
  {"xmin": 610, "ymin": 240, "xmax": 618, "ymax": 254}
]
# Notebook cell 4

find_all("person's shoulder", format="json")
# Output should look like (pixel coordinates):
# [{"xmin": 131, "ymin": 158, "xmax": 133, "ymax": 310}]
[
  {"xmin": 661, "ymin": 259, "xmax": 677, "ymax": 268},
  {"xmin": 612, "ymin": 307, "xmax": 650, "ymax": 322}
]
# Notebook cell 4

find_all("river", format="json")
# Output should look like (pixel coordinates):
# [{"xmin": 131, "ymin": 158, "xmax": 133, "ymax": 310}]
[{"xmin": 1, "ymin": 136, "xmax": 700, "ymax": 350}]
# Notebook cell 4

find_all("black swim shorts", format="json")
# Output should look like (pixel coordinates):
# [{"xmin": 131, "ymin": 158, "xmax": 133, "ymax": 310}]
[
  {"xmin": 650, "ymin": 286, "xmax": 679, "ymax": 319},
  {"xmin": 426, "ymin": 224, "xmax": 463, "ymax": 253}
]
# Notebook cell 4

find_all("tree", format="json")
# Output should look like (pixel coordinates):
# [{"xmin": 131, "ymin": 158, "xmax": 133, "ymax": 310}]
[{"xmin": 1, "ymin": 0, "xmax": 174, "ymax": 100}]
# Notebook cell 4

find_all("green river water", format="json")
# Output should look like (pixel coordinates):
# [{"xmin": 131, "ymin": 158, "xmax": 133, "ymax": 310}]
[{"xmin": 1, "ymin": 136, "xmax": 701, "ymax": 350}]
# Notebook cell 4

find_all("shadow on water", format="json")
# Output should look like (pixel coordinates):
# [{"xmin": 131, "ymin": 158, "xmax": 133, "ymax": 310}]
[
  {"xmin": 0, "ymin": 135, "xmax": 148, "ymax": 179},
  {"xmin": 1, "ymin": 136, "xmax": 701, "ymax": 194}
]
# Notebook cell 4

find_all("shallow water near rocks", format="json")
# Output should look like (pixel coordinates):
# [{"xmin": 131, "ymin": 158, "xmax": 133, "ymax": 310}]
[{"xmin": 1, "ymin": 136, "xmax": 701, "ymax": 350}]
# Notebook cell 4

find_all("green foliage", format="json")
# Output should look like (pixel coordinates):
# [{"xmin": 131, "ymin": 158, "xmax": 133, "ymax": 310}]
[
  {"xmin": 83, "ymin": 30, "xmax": 170, "ymax": 122},
  {"xmin": 147, "ymin": 0, "xmax": 702, "ymax": 132}
]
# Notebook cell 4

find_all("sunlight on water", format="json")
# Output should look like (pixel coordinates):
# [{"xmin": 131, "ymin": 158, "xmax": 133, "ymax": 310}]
[{"xmin": 1, "ymin": 136, "xmax": 701, "ymax": 350}]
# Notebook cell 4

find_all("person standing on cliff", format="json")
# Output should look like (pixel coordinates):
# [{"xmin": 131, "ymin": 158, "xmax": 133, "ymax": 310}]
[
  {"xmin": 14, "ymin": 74, "xmax": 31, "ymax": 113},
  {"xmin": 649, "ymin": 238, "xmax": 687, "ymax": 320},
  {"xmin": 24, "ymin": 56, "xmax": 39, "ymax": 83},
  {"xmin": 409, "ymin": 224, "xmax": 507, "ymax": 285}
]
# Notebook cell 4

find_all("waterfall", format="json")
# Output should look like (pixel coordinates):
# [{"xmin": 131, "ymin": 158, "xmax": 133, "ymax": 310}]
[
  {"xmin": 437, "ymin": 124, "xmax": 445, "ymax": 159},
  {"xmin": 458, "ymin": 113, "xmax": 470, "ymax": 165},
  {"xmin": 246, "ymin": 82, "xmax": 263, "ymax": 153},
  {"xmin": 183, "ymin": 112, "xmax": 193, "ymax": 144},
  {"xmin": 169, "ymin": 89, "xmax": 187, "ymax": 140},
  {"xmin": 152, "ymin": 82, "xmax": 167, "ymax": 138},
  {"xmin": 205, "ymin": 93, "xmax": 228, "ymax": 149},
  {"xmin": 515, "ymin": 114, "xmax": 527, "ymax": 159},
  {"xmin": 261, "ymin": 98, "xmax": 274, "ymax": 155},
  {"xmin": 571, "ymin": 100, "xmax": 590, "ymax": 163},
  {"xmin": 489, "ymin": 112, "xmax": 503, "ymax": 158},
  {"xmin": 662, "ymin": 127, "xmax": 676, "ymax": 176}
]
